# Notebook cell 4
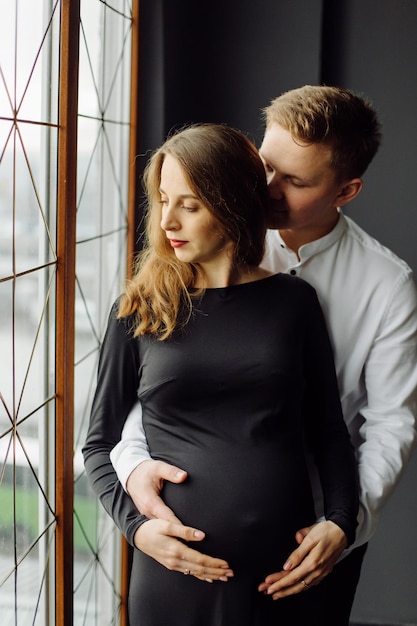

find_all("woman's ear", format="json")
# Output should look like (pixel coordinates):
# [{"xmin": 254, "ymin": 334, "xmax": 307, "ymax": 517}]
[{"xmin": 335, "ymin": 178, "xmax": 363, "ymax": 208}]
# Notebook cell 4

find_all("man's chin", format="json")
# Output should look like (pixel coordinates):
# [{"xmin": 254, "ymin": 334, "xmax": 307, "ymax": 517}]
[{"xmin": 266, "ymin": 213, "xmax": 289, "ymax": 230}]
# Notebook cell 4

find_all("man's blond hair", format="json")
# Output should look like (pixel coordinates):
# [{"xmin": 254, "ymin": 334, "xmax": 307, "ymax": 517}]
[{"xmin": 263, "ymin": 85, "xmax": 382, "ymax": 180}]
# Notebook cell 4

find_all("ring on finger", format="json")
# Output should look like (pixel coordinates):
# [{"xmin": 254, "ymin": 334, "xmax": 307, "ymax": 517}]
[
  {"xmin": 301, "ymin": 579, "xmax": 310, "ymax": 590},
  {"xmin": 184, "ymin": 569, "xmax": 190, "ymax": 576}
]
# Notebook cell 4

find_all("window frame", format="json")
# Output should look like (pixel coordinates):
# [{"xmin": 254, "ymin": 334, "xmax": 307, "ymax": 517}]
[
  {"xmin": 55, "ymin": 1, "xmax": 140, "ymax": 624},
  {"xmin": 55, "ymin": 1, "xmax": 79, "ymax": 624}
]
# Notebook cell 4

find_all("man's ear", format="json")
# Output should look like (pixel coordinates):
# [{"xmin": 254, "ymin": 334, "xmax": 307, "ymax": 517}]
[{"xmin": 335, "ymin": 178, "xmax": 363, "ymax": 208}]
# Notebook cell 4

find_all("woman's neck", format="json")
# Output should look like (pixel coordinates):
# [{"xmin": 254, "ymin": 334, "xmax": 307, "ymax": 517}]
[{"xmin": 194, "ymin": 264, "xmax": 272, "ymax": 289}]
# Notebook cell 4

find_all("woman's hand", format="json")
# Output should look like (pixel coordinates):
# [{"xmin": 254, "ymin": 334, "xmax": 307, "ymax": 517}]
[
  {"xmin": 134, "ymin": 519, "xmax": 234, "ymax": 583},
  {"xmin": 258, "ymin": 520, "xmax": 347, "ymax": 599}
]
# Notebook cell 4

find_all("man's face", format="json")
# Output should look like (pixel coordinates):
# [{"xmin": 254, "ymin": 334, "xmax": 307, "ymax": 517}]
[{"xmin": 259, "ymin": 123, "xmax": 345, "ymax": 238}]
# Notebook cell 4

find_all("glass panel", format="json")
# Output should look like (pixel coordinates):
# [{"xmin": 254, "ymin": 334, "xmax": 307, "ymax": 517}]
[
  {"xmin": 74, "ymin": 1, "xmax": 133, "ymax": 622},
  {"xmin": 0, "ymin": 0, "xmax": 59, "ymax": 623}
]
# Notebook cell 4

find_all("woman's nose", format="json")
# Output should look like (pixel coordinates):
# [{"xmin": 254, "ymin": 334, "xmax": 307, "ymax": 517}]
[{"xmin": 161, "ymin": 205, "xmax": 179, "ymax": 231}]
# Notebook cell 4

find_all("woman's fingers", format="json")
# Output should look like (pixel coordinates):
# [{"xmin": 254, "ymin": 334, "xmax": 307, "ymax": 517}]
[{"xmin": 134, "ymin": 519, "xmax": 234, "ymax": 582}]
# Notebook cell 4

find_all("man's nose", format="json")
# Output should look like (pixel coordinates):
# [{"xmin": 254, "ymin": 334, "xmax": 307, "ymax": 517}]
[{"xmin": 267, "ymin": 175, "xmax": 284, "ymax": 199}]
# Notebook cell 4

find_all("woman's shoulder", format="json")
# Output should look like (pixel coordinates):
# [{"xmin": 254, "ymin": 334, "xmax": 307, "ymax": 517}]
[
  {"xmin": 107, "ymin": 296, "xmax": 138, "ymax": 335},
  {"xmin": 260, "ymin": 274, "xmax": 321, "ymax": 314},
  {"xmin": 267, "ymin": 272, "xmax": 317, "ymax": 294}
]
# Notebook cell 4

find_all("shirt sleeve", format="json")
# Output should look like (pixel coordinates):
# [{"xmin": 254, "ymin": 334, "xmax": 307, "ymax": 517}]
[
  {"xmin": 301, "ymin": 283, "xmax": 359, "ymax": 546},
  {"xmin": 82, "ymin": 302, "xmax": 148, "ymax": 545},
  {"xmin": 110, "ymin": 400, "xmax": 152, "ymax": 491},
  {"xmin": 351, "ymin": 270, "xmax": 417, "ymax": 550}
]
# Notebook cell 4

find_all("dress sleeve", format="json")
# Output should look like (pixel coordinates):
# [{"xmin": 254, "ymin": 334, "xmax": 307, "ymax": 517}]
[
  {"xmin": 301, "ymin": 285, "xmax": 359, "ymax": 545},
  {"xmin": 82, "ymin": 301, "xmax": 148, "ymax": 545}
]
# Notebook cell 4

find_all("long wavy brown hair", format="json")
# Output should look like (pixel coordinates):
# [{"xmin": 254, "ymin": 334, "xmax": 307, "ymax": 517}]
[{"xmin": 118, "ymin": 123, "xmax": 269, "ymax": 340}]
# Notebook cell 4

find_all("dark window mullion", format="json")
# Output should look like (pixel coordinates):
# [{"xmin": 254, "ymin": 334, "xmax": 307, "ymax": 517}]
[{"xmin": 55, "ymin": 1, "xmax": 80, "ymax": 625}]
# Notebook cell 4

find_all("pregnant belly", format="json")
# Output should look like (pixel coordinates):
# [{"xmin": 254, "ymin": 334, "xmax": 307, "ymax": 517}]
[{"xmin": 159, "ymin": 443, "xmax": 315, "ymax": 571}]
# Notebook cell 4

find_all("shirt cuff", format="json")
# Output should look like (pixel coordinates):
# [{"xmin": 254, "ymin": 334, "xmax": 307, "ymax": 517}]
[{"xmin": 110, "ymin": 441, "xmax": 151, "ymax": 492}]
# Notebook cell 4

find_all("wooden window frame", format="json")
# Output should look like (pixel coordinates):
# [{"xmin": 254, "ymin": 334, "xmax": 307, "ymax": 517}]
[{"xmin": 54, "ymin": 1, "xmax": 140, "ymax": 624}]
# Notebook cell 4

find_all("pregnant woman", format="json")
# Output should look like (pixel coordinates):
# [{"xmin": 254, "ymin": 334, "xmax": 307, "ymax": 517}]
[{"xmin": 83, "ymin": 123, "xmax": 358, "ymax": 626}]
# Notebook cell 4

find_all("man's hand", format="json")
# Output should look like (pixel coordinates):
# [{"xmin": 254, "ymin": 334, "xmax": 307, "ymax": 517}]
[
  {"xmin": 258, "ymin": 521, "xmax": 347, "ymax": 599},
  {"xmin": 134, "ymin": 519, "xmax": 234, "ymax": 583},
  {"xmin": 127, "ymin": 459, "xmax": 188, "ymax": 523}
]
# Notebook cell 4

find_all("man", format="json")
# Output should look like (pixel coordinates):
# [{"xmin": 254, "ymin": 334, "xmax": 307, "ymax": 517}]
[{"xmin": 110, "ymin": 85, "xmax": 417, "ymax": 624}]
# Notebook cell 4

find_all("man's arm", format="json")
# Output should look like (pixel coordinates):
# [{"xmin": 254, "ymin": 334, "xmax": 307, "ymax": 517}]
[
  {"xmin": 110, "ymin": 399, "xmax": 151, "ymax": 487},
  {"xmin": 259, "ymin": 271, "xmax": 417, "ymax": 598},
  {"xmin": 350, "ymin": 270, "xmax": 417, "ymax": 548},
  {"xmin": 110, "ymin": 399, "xmax": 189, "ymax": 522}
]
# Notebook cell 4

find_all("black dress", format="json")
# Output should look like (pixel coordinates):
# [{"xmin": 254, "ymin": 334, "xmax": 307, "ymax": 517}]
[{"xmin": 83, "ymin": 274, "xmax": 358, "ymax": 626}]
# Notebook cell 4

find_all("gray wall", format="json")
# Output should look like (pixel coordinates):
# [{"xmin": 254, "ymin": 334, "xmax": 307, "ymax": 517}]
[
  {"xmin": 137, "ymin": 2, "xmax": 417, "ymax": 623},
  {"xmin": 327, "ymin": 3, "xmax": 417, "ymax": 623}
]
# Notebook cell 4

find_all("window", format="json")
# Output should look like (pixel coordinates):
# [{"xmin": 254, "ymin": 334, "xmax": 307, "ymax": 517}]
[{"xmin": 0, "ymin": 1, "xmax": 138, "ymax": 623}]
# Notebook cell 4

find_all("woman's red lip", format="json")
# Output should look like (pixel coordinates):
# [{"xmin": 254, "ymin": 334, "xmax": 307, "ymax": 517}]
[{"xmin": 169, "ymin": 239, "xmax": 187, "ymax": 248}]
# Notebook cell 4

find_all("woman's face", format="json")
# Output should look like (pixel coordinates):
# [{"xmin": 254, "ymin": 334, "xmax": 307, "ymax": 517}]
[{"xmin": 159, "ymin": 154, "xmax": 233, "ymax": 271}]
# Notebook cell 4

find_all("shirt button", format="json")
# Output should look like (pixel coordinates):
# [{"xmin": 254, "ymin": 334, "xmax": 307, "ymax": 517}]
[{"xmin": 290, "ymin": 269, "xmax": 296, "ymax": 276}]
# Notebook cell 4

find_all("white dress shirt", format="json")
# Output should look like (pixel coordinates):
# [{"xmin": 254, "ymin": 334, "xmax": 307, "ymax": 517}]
[{"xmin": 111, "ymin": 211, "xmax": 417, "ymax": 553}]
